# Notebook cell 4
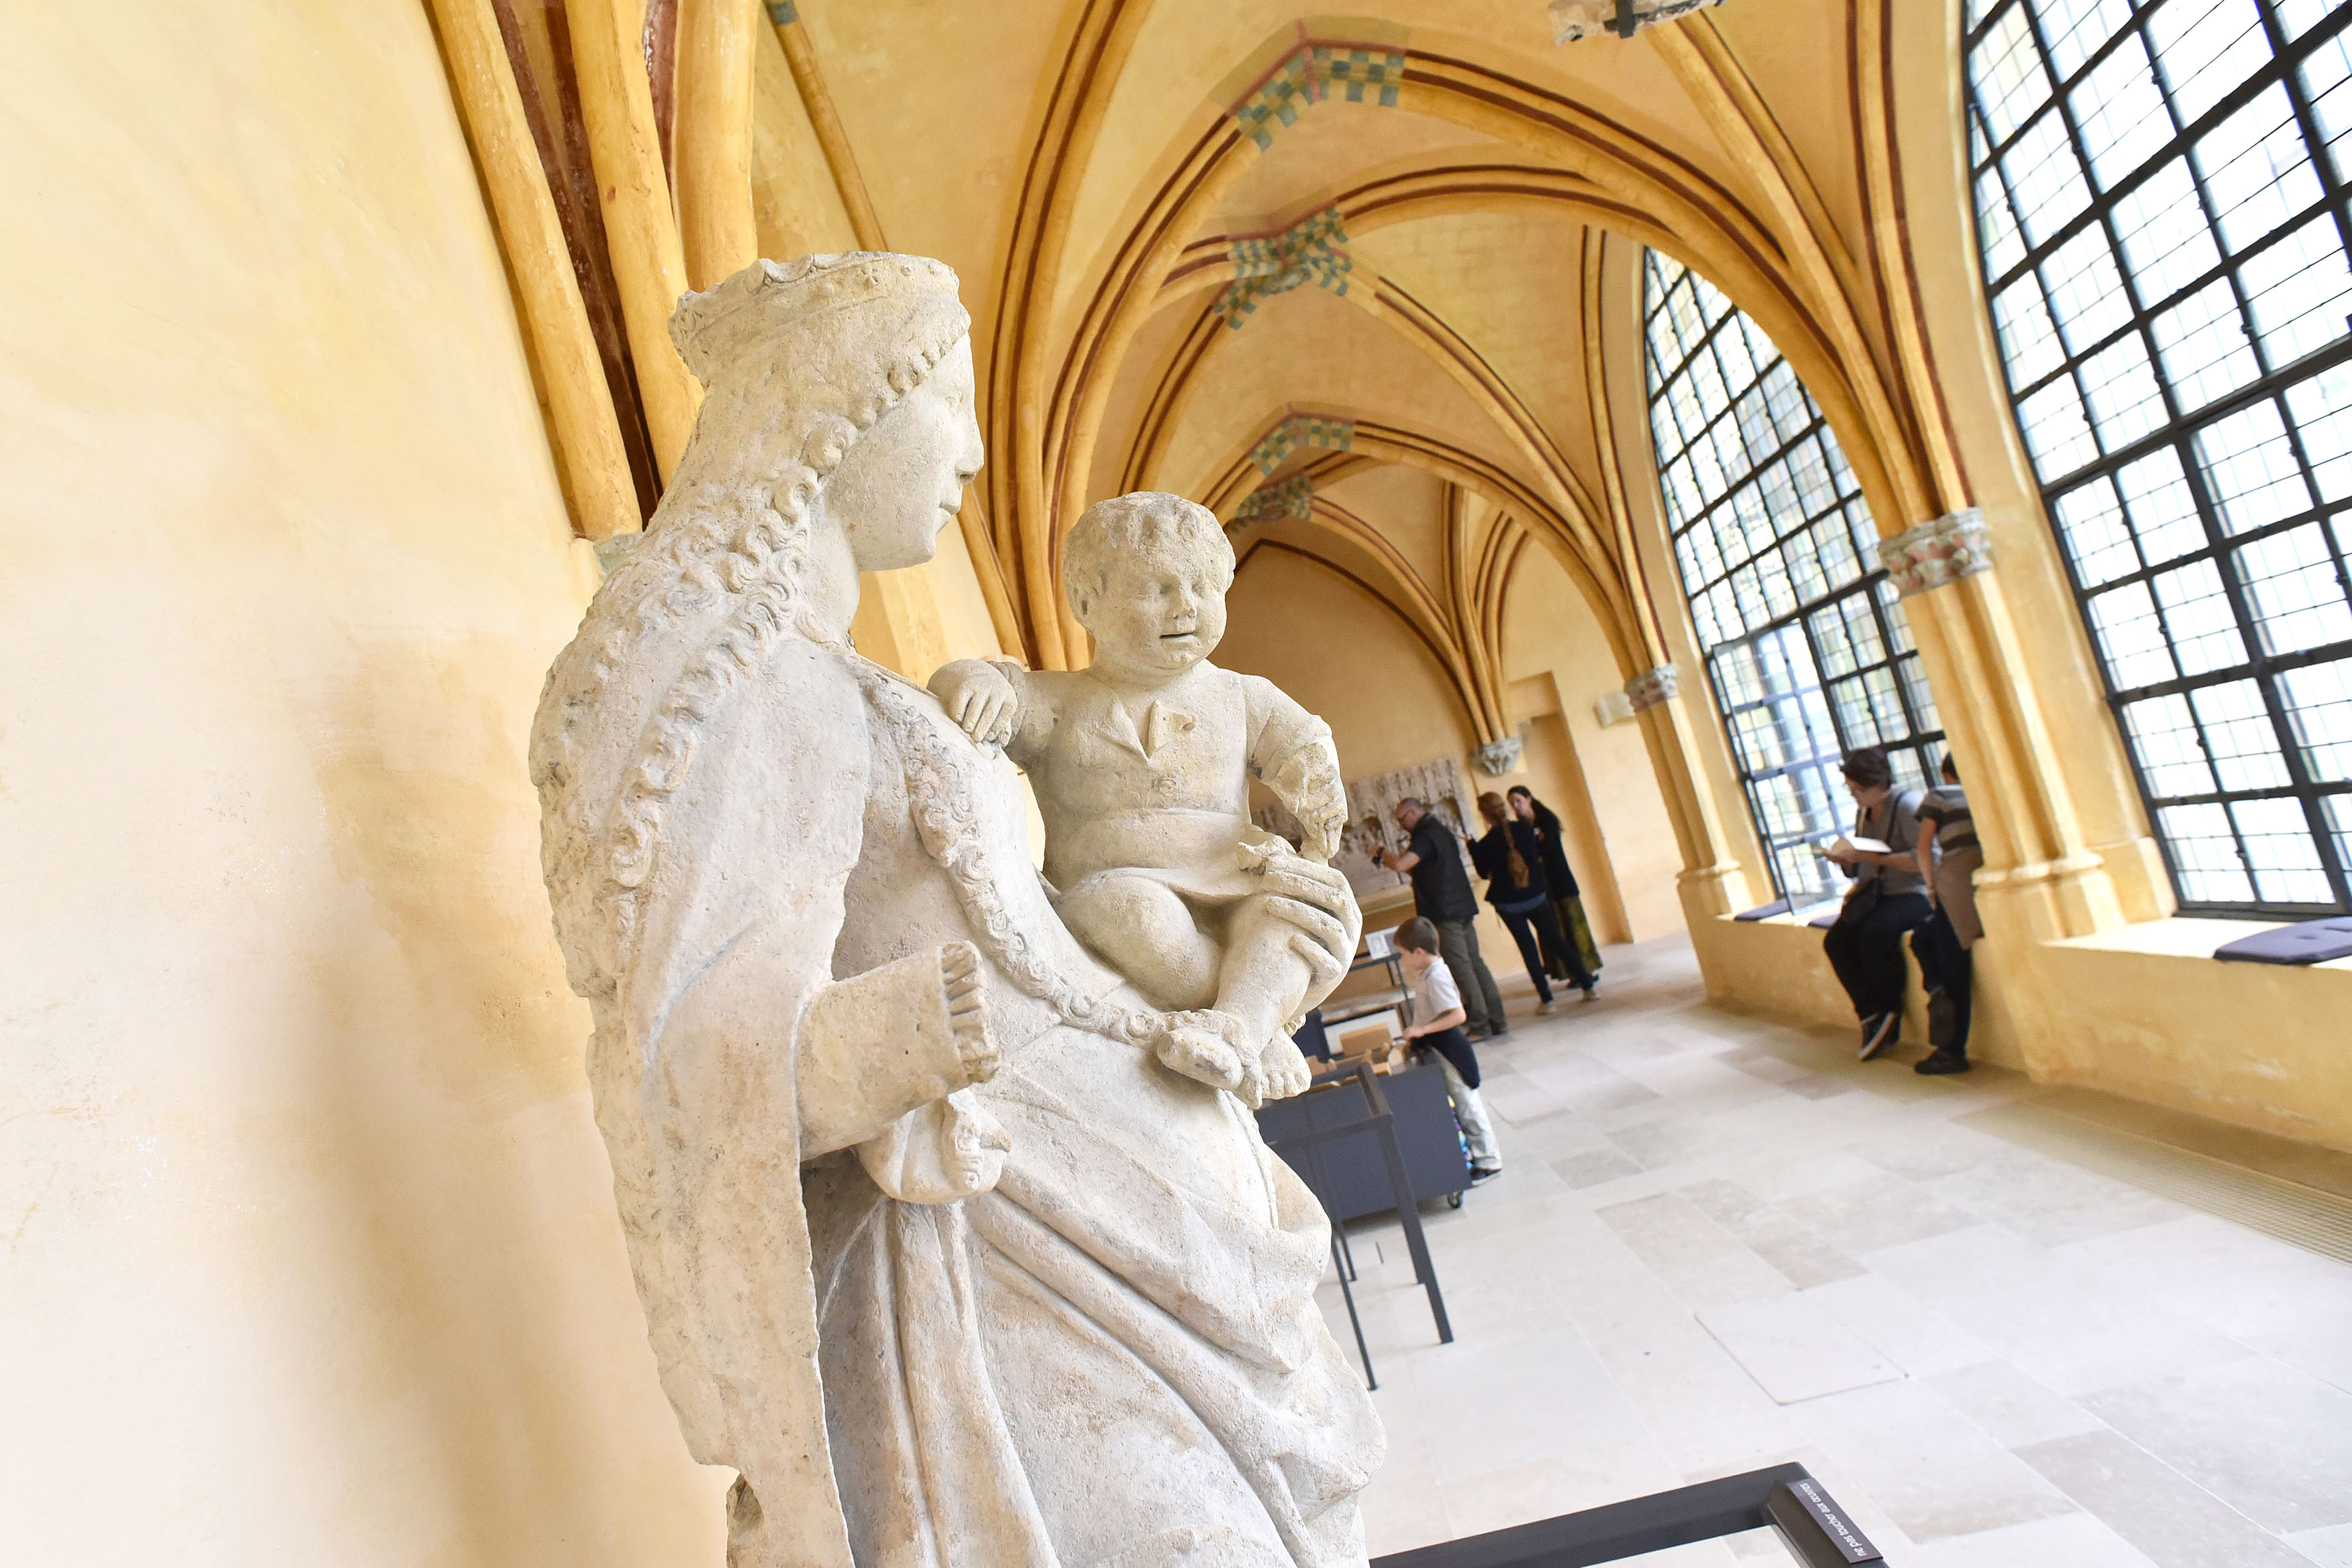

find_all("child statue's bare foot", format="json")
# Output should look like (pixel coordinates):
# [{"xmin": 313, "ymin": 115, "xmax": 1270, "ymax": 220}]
[
  {"xmin": 1257, "ymin": 1034, "xmax": 1312, "ymax": 1101},
  {"xmin": 1152, "ymin": 1012, "xmax": 1272, "ymax": 1106},
  {"xmin": 1156, "ymin": 1022, "xmax": 1245, "ymax": 1093}
]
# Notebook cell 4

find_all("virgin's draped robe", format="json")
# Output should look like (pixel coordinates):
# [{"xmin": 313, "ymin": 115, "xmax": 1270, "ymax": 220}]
[{"xmin": 813, "ymin": 657, "xmax": 1381, "ymax": 1567}]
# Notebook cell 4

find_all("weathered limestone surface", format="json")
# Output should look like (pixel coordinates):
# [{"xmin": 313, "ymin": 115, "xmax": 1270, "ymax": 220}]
[
  {"xmin": 530, "ymin": 254, "xmax": 1383, "ymax": 1568},
  {"xmin": 930, "ymin": 491, "xmax": 1356, "ymax": 1109}
]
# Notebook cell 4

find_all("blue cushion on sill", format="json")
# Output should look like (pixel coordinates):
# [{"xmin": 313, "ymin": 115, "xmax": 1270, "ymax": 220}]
[{"xmin": 2212, "ymin": 917, "xmax": 2352, "ymax": 966}]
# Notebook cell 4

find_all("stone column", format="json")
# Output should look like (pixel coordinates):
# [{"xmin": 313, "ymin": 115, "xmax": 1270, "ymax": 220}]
[
  {"xmin": 1882, "ymin": 507, "xmax": 2122, "ymax": 945},
  {"xmin": 1618, "ymin": 659, "xmax": 1754, "ymax": 919}
]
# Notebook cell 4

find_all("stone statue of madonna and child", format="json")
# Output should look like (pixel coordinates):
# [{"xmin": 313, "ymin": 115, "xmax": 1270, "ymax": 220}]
[{"xmin": 529, "ymin": 252, "xmax": 1385, "ymax": 1568}]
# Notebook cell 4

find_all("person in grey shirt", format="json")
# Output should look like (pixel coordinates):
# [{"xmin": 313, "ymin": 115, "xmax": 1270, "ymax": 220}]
[
  {"xmin": 1909, "ymin": 751, "xmax": 1982, "ymax": 1075},
  {"xmin": 1821, "ymin": 745, "xmax": 1930, "ymax": 1061}
]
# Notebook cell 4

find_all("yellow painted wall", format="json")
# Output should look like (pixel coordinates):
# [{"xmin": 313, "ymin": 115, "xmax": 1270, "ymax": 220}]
[
  {"xmin": 1500, "ymin": 548, "xmax": 1687, "ymax": 943},
  {"xmin": 0, "ymin": 6, "xmax": 718, "ymax": 1563},
  {"xmin": 1223, "ymin": 543, "xmax": 1476, "ymax": 785}
]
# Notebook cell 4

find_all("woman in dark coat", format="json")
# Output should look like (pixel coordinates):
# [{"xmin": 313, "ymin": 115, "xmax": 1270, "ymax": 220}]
[
  {"xmin": 1509, "ymin": 785, "xmax": 1605, "ymax": 983},
  {"xmin": 1472, "ymin": 793, "xmax": 1597, "ymax": 1008}
]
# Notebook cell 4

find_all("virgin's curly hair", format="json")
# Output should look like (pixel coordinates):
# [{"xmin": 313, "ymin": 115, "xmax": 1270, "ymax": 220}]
[{"xmin": 529, "ymin": 254, "xmax": 970, "ymax": 999}]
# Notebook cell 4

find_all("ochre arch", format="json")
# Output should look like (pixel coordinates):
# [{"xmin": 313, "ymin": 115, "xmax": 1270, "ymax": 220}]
[
  {"xmin": 1202, "ymin": 406, "xmax": 1644, "ymax": 688},
  {"xmin": 1232, "ymin": 536, "xmax": 1488, "ymax": 741},
  {"xmin": 984, "ymin": 25, "xmax": 1942, "ymax": 666}
]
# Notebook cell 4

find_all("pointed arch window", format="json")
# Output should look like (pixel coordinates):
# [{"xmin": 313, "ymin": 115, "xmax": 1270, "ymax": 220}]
[
  {"xmin": 1967, "ymin": 0, "xmax": 2352, "ymax": 914},
  {"xmin": 1642, "ymin": 253, "xmax": 1945, "ymax": 907}
]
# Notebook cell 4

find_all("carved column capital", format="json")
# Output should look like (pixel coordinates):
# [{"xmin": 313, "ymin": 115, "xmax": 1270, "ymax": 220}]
[
  {"xmin": 1883, "ymin": 507, "xmax": 1994, "ymax": 596},
  {"xmin": 1625, "ymin": 663, "xmax": 1679, "ymax": 712},
  {"xmin": 1551, "ymin": 0, "xmax": 1731, "ymax": 43},
  {"xmin": 1472, "ymin": 736, "xmax": 1524, "ymax": 776}
]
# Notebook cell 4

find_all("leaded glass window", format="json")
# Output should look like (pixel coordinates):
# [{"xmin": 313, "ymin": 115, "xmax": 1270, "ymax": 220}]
[
  {"xmin": 1968, "ymin": 0, "xmax": 2352, "ymax": 913},
  {"xmin": 1642, "ymin": 253, "xmax": 1945, "ymax": 906}
]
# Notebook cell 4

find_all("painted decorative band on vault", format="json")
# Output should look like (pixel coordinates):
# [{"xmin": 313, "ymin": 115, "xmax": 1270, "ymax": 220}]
[
  {"xmin": 1229, "ymin": 474, "xmax": 1315, "ymax": 528},
  {"xmin": 1215, "ymin": 206, "xmax": 1352, "ymax": 328},
  {"xmin": 1248, "ymin": 414, "xmax": 1356, "ymax": 475}
]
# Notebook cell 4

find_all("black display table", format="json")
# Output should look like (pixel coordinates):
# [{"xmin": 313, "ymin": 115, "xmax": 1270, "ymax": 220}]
[{"xmin": 1255, "ymin": 1059, "xmax": 1473, "ymax": 1221}]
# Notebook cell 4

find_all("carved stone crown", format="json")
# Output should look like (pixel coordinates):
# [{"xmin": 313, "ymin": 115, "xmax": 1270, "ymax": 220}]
[
  {"xmin": 1472, "ymin": 737, "xmax": 1525, "ymax": 777},
  {"xmin": 669, "ymin": 252, "xmax": 965, "ymax": 385}
]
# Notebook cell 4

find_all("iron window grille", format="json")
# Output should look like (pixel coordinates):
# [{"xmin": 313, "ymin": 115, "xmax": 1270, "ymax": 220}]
[
  {"xmin": 1642, "ymin": 252, "xmax": 1946, "ymax": 907},
  {"xmin": 1966, "ymin": 0, "xmax": 2352, "ymax": 915}
]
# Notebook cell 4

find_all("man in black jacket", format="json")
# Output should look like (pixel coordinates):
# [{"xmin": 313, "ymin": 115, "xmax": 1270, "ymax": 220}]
[{"xmin": 1373, "ymin": 797, "xmax": 1510, "ymax": 1039}]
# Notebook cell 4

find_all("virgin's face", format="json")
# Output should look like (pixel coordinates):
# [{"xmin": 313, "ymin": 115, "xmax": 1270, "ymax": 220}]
[{"xmin": 825, "ymin": 337, "xmax": 984, "ymax": 572}]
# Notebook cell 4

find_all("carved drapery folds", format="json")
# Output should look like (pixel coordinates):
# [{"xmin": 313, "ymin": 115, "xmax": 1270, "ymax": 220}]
[{"xmin": 1883, "ymin": 507, "xmax": 1994, "ymax": 597}]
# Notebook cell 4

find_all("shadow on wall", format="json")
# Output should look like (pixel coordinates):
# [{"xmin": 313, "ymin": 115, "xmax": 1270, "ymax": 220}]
[{"xmin": 293, "ymin": 638, "xmax": 725, "ymax": 1563}]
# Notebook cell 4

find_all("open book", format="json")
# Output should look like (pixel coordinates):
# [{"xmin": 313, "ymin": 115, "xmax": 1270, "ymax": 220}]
[{"xmin": 1812, "ymin": 833, "xmax": 1891, "ymax": 860}]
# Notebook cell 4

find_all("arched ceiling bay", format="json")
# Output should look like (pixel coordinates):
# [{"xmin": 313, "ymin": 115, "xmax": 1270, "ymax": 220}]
[
  {"xmin": 791, "ymin": 1, "xmax": 1073, "ymax": 343},
  {"xmin": 1146, "ymin": 285, "xmax": 1518, "ymax": 505},
  {"xmin": 769, "ymin": 0, "xmax": 1965, "ymax": 682},
  {"xmin": 1318, "ymin": 465, "xmax": 1448, "ymax": 591},
  {"xmin": 1350, "ymin": 204, "xmax": 1605, "ymax": 473},
  {"xmin": 1210, "ymin": 102, "xmax": 1500, "ymax": 230}
]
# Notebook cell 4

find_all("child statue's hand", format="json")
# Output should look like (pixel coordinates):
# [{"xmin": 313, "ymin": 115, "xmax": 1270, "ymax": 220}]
[{"xmin": 928, "ymin": 659, "xmax": 1020, "ymax": 747}]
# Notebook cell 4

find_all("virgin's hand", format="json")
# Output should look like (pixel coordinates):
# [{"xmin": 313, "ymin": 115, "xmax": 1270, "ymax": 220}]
[{"xmin": 1257, "ymin": 856, "xmax": 1362, "ymax": 990}]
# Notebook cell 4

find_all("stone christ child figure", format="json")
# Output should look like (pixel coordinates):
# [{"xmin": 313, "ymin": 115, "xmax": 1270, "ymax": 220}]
[{"xmin": 929, "ymin": 491, "xmax": 1349, "ymax": 1103}]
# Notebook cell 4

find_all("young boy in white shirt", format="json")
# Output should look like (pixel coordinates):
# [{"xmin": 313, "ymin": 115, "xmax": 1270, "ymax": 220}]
[{"xmin": 1394, "ymin": 915, "xmax": 1500, "ymax": 1179}]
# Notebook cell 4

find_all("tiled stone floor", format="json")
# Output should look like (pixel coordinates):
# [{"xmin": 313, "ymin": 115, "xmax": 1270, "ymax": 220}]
[{"xmin": 1324, "ymin": 935, "xmax": 2352, "ymax": 1566}]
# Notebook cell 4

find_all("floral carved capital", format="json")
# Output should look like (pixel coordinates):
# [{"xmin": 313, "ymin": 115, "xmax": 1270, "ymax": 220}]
[
  {"xmin": 1472, "ymin": 737, "xmax": 1525, "ymax": 776},
  {"xmin": 1625, "ymin": 663, "xmax": 1678, "ymax": 712},
  {"xmin": 1883, "ymin": 507, "xmax": 1994, "ymax": 597}
]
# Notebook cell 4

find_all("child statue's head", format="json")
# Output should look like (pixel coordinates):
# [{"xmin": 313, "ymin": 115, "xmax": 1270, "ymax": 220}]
[{"xmin": 1061, "ymin": 491, "xmax": 1236, "ymax": 679}]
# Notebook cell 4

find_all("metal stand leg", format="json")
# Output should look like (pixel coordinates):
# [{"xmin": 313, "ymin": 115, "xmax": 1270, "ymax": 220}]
[
  {"xmin": 1267, "ymin": 1063, "xmax": 1457, "ymax": 1355},
  {"xmin": 1349, "ymin": 1063, "xmax": 1451, "ymax": 1343},
  {"xmin": 1306, "ymin": 1137, "xmax": 1358, "ymax": 1282},
  {"xmin": 1330, "ymin": 1233, "xmax": 1375, "ymax": 1389},
  {"xmin": 1375, "ymin": 1112, "xmax": 1452, "ymax": 1341}
]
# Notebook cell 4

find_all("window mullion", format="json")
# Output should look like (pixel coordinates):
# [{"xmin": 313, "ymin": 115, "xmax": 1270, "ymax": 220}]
[
  {"xmin": 2154, "ymin": 21, "xmax": 2345, "ymax": 904},
  {"xmin": 2262, "ymin": 4, "xmax": 2352, "ymax": 343},
  {"xmin": 1982, "ymin": 14, "xmax": 2333, "ymax": 301},
  {"xmin": 1968, "ymin": 0, "xmax": 2352, "ymax": 913}
]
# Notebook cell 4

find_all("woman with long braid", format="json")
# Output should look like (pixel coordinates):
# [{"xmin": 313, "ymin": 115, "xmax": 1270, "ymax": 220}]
[{"xmin": 1472, "ymin": 791, "xmax": 1595, "ymax": 1008}]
